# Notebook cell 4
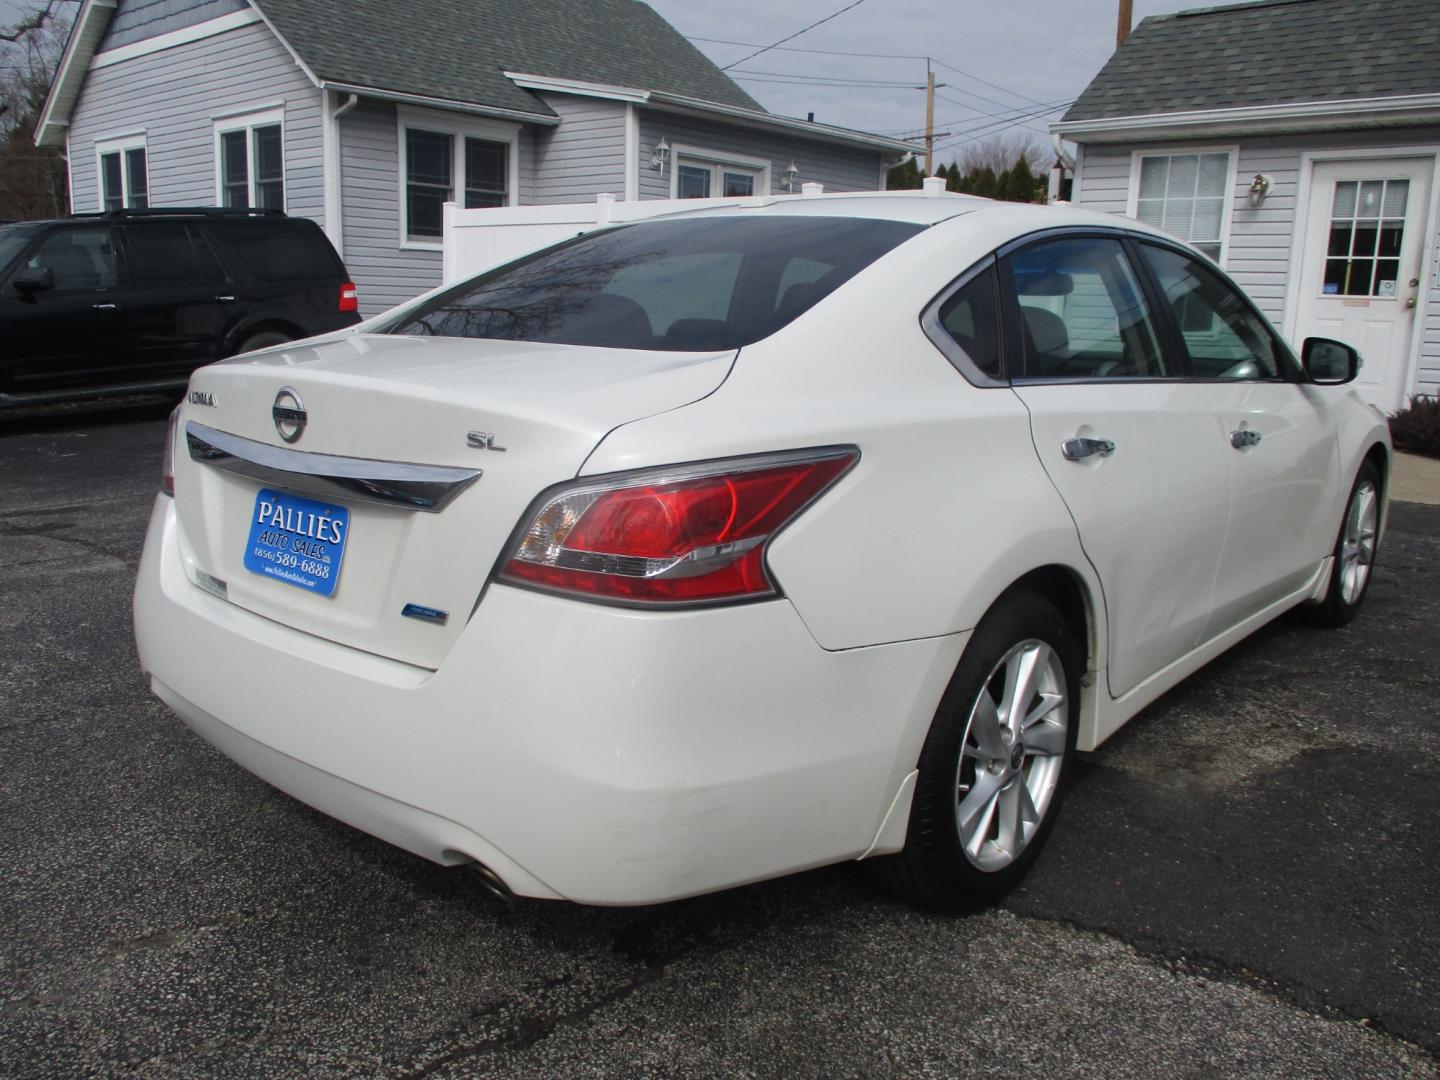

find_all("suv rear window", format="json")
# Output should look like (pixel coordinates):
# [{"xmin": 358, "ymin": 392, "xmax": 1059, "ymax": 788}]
[
  {"xmin": 208, "ymin": 221, "xmax": 342, "ymax": 282},
  {"xmin": 387, "ymin": 216, "xmax": 924, "ymax": 351}
]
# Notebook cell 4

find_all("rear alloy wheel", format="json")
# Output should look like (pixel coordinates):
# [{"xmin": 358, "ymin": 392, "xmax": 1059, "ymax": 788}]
[
  {"xmin": 1306, "ymin": 460, "xmax": 1381, "ymax": 628},
  {"xmin": 875, "ymin": 590, "xmax": 1079, "ymax": 909}
]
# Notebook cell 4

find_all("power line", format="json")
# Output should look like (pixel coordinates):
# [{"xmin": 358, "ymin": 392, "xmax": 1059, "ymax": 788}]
[
  {"xmin": 931, "ymin": 100, "xmax": 1073, "ymax": 153},
  {"xmin": 720, "ymin": 0, "xmax": 871, "ymax": 70},
  {"xmin": 727, "ymin": 66, "xmax": 923, "ymax": 87},
  {"xmin": 730, "ymin": 75, "xmax": 922, "ymax": 90},
  {"xmin": 692, "ymin": 36, "xmax": 926, "ymax": 60},
  {"xmin": 927, "ymin": 56, "xmax": 1054, "ymax": 109}
]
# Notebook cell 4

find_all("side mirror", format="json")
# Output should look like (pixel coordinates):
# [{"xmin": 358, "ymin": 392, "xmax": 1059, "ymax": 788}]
[
  {"xmin": 12, "ymin": 266, "xmax": 55, "ymax": 294},
  {"xmin": 1302, "ymin": 337, "xmax": 1359, "ymax": 385}
]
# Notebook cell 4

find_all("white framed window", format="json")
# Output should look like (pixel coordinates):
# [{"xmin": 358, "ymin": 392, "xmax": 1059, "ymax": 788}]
[
  {"xmin": 95, "ymin": 133, "xmax": 148, "ymax": 211},
  {"xmin": 212, "ymin": 106, "xmax": 285, "ymax": 211},
  {"xmin": 1127, "ymin": 147, "xmax": 1239, "ymax": 264},
  {"xmin": 397, "ymin": 106, "xmax": 520, "ymax": 248},
  {"xmin": 668, "ymin": 144, "xmax": 770, "ymax": 200}
]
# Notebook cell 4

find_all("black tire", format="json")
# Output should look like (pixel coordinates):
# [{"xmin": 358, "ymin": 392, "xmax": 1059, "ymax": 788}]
[
  {"xmin": 1304, "ymin": 459, "xmax": 1382, "ymax": 628},
  {"xmin": 236, "ymin": 330, "xmax": 293, "ymax": 354},
  {"xmin": 872, "ymin": 590, "xmax": 1081, "ymax": 910}
]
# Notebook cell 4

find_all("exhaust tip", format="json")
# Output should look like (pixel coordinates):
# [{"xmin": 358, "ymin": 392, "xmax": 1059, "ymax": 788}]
[{"xmin": 466, "ymin": 861, "xmax": 517, "ymax": 906}]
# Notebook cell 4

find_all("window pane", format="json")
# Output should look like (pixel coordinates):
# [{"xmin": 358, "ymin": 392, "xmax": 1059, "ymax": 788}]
[
  {"xmin": 1167, "ymin": 154, "xmax": 1199, "ymax": 198},
  {"xmin": 389, "ymin": 216, "xmax": 923, "ymax": 351},
  {"xmin": 1140, "ymin": 243, "xmax": 1279, "ymax": 378},
  {"xmin": 101, "ymin": 153, "xmax": 123, "ymax": 212},
  {"xmin": 221, "ymin": 130, "xmax": 249, "ymax": 209},
  {"xmin": 722, "ymin": 171, "xmax": 755, "ymax": 197},
  {"xmin": 26, "ymin": 227, "xmax": 118, "ymax": 290},
  {"xmin": 1192, "ymin": 197, "xmax": 1224, "ymax": 242},
  {"xmin": 1382, "ymin": 179, "xmax": 1409, "ymax": 217},
  {"xmin": 1138, "ymin": 157, "xmax": 1168, "ymax": 200},
  {"xmin": 406, "ymin": 129, "xmax": 452, "ymax": 186},
  {"xmin": 1378, "ymin": 221, "xmax": 1404, "ymax": 258},
  {"xmin": 124, "ymin": 148, "xmax": 148, "ymax": 209},
  {"xmin": 123, "ymin": 222, "xmax": 204, "ymax": 285},
  {"xmin": 407, "ymin": 188, "xmax": 446, "ymax": 238},
  {"xmin": 1331, "ymin": 181, "xmax": 1357, "ymax": 218},
  {"xmin": 938, "ymin": 266, "xmax": 1002, "ymax": 378},
  {"xmin": 677, "ymin": 164, "xmax": 710, "ymax": 199},
  {"xmin": 253, "ymin": 125, "xmax": 283, "ymax": 210},
  {"xmin": 1357, "ymin": 181, "xmax": 1383, "ymax": 218},
  {"xmin": 464, "ymin": 138, "xmax": 506, "ymax": 198},
  {"xmin": 1328, "ymin": 224, "xmax": 1353, "ymax": 257},
  {"xmin": 1197, "ymin": 153, "xmax": 1229, "ymax": 197},
  {"xmin": 1008, "ymin": 237, "xmax": 1166, "ymax": 379}
]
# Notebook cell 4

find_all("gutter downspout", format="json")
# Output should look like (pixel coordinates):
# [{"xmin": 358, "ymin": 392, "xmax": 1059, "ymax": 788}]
[{"xmin": 322, "ymin": 92, "xmax": 360, "ymax": 255}]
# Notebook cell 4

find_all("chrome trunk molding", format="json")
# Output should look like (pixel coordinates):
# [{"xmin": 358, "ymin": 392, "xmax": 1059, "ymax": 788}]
[{"xmin": 185, "ymin": 421, "xmax": 481, "ymax": 512}]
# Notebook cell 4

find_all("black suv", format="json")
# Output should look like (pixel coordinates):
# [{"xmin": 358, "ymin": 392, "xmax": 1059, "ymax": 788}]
[{"xmin": 0, "ymin": 208, "xmax": 361, "ymax": 406}]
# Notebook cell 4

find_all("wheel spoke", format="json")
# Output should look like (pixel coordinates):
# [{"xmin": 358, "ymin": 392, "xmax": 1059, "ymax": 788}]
[
  {"xmin": 1022, "ymin": 691, "xmax": 1064, "ymax": 731},
  {"xmin": 957, "ymin": 768, "xmax": 1004, "ymax": 853},
  {"xmin": 996, "ymin": 782, "xmax": 1021, "ymax": 854},
  {"xmin": 1002, "ymin": 645, "xmax": 1042, "ymax": 733},
  {"xmin": 969, "ymin": 693, "xmax": 1008, "ymax": 758},
  {"xmin": 1023, "ymin": 721, "xmax": 1066, "ymax": 757}
]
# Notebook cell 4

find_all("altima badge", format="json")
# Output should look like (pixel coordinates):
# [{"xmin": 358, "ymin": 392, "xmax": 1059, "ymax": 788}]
[
  {"xmin": 466, "ymin": 431, "xmax": 507, "ymax": 452},
  {"xmin": 188, "ymin": 390, "xmax": 217, "ymax": 407},
  {"xmin": 273, "ymin": 387, "xmax": 307, "ymax": 443}
]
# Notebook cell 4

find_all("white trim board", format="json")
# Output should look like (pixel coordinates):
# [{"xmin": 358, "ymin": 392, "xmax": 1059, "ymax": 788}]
[
  {"xmin": 624, "ymin": 103, "xmax": 639, "ymax": 202},
  {"xmin": 90, "ymin": 9, "xmax": 262, "ymax": 69},
  {"xmin": 1279, "ymin": 145, "xmax": 1440, "ymax": 407}
]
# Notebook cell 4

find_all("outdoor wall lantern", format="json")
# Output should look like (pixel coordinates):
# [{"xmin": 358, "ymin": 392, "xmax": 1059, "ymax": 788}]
[
  {"xmin": 782, "ymin": 161, "xmax": 800, "ymax": 192},
  {"xmin": 651, "ymin": 138, "xmax": 671, "ymax": 173},
  {"xmin": 1248, "ymin": 173, "xmax": 1273, "ymax": 208}
]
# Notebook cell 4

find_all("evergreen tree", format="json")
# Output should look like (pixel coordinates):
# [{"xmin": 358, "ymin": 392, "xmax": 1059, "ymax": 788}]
[{"xmin": 885, "ymin": 157, "xmax": 923, "ymax": 190}]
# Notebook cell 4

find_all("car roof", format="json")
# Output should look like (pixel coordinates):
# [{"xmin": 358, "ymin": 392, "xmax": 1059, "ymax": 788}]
[{"xmin": 641, "ymin": 191, "xmax": 1170, "ymax": 239}]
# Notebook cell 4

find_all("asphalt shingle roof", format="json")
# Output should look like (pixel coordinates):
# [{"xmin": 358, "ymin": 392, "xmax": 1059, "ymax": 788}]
[
  {"xmin": 253, "ymin": 0, "xmax": 763, "ymax": 118},
  {"xmin": 1063, "ymin": 0, "xmax": 1440, "ymax": 122}
]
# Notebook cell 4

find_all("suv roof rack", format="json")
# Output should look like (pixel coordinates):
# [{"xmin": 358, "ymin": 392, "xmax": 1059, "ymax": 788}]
[{"xmin": 69, "ymin": 207, "xmax": 289, "ymax": 220}]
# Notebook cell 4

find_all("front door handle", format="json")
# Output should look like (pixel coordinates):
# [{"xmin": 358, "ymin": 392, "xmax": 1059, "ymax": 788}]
[
  {"xmin": 92, "ymin": 303, "xmax": 118, "ymax": 311},
  {"xmin": 215, "ymin": 295, "xmax": 237, "ymax": 303},
  {"xmin": 1061, "ymin": 437, "xmax": 1116, "ymax": 461},
  {"xmin": 1230, "ymin": 429, "xmax": 1262, "ymax": 449}
]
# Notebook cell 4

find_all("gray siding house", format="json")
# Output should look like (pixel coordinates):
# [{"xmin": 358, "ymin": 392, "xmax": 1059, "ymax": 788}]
[
  {"xmin": 1053, "ymin": 0, "xmax": 1440, "ymax": 413},
  {"xmin": 36, "ymin": 0, "xmax": 916, "ymax": 313}
]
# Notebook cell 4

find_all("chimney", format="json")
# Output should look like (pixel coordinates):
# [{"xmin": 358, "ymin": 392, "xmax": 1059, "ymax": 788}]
[{"xmin": 1117, "ymin": 0, "xmax": 1133, "ymax": 48}]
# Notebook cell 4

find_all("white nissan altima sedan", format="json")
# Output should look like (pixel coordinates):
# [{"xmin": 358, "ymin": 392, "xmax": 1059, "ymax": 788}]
[{"xmin": 134, "ymin": 192, "xmax": 1390, "ymax": 908}]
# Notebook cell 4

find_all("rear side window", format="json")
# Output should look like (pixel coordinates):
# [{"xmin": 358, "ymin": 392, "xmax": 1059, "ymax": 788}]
[
  {"xmin": 388, "ymin": 216, "xmax": 924, "ymax": 351},
  {"xmin": 937, "ymin": 267, "xmax": 1002, "ymax": 379},
  {"xmin": 208, "ymin": 222, "xmax": 342, "ymax": 282},
  {"xmin": 123, "ymin": 223, "xmax": 226, "ymax": 285}
]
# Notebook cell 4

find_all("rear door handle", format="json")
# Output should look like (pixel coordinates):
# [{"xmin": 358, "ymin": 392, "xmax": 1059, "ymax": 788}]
[
  {"xmin": 1230, "ymin": 429, "xmax": 1262, "ymax": 449},
  {"xmin": 215, "ymin": 295, "xmax": 236, "ymax": 303},
  {"xmin": 92, "ymin": 303, "xmax": 118, "ymax": 311},
  {"xmin": 1061, "ymin": 437, "xmax": 1116, "ymax": 461}
]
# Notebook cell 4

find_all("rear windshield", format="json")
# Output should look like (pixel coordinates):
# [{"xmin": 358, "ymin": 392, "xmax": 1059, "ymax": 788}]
[
  {"xmin": 208, "ymin": 221, "xmax": 343, "ymax": 282},
  {"xmin": 386, "ymin": 216, "xmax": 924, "ymax": 351}
]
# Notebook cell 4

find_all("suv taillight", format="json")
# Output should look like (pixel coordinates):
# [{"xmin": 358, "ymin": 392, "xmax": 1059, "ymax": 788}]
[
  {"xmin": 338, "ymin": 281, "xmax": 359, "ymax": 313},
  {"xmin": 498, "ymin": 448, "xmax": 858, "ymax": 605},
  {"xmin": 161, "ymin": 404, "xmax": 181, "ymax": 496}
]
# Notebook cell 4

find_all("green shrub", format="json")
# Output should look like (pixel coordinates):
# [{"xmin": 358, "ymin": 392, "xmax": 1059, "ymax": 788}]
[{"xmin": 1389, "ymin": 396, "xmax": 1440, "ymax": 459}]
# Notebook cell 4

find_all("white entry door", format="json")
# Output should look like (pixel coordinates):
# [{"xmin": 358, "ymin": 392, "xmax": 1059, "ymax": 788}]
[{"xmin": 1293, "ymin": 157, "xmax": 1433, "ymax": 412}]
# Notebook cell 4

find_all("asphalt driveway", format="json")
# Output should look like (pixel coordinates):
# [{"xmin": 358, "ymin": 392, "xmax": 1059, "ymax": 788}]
[{"xmin": 2, "ymin": 399, "xmax": 1437, "ymax": 1078}]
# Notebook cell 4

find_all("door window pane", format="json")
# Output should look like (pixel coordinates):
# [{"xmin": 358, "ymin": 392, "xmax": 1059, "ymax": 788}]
[
  {"xmin": 253, "ymin": 125, "xmax": 284, "ymax": 210},
  {"xmin": 1140, "ymin": 243, "xmax": 1280, "ymax": 378},
  {"xmin": 1006, "ymin": 237, "xmax": 1166, "ymax": 379},
  {"xmin": 406, "ymin": 129, "xmax": 452, "ymax": 239},
  {"xmin": 938, "ymin": 266, "xmax": 1002, "ymax": 379},
  {"xmin": 221, "ymin": 130, "xmax": 249, "ymax": 208},
  {"xmin": 125, "ymin": 148, "xmax": 148, "ymax": 209},
  {"xmin": 101, "ymin": 153, "xmax": 123, "ymax": 212},
  {"xmin": 123, "ymin": 223, "xmax": 206, "ymax": 286},
  {"xmin": 26, "ymin": 227, "xmax": 119, "ymax": 290},
  {"xmin": 1322, "ymin": 177, "xmax": 1407, "ymax": 297}
]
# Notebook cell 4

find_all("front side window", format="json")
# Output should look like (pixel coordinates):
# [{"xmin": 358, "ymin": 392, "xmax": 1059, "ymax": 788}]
[
  {"xmin": 1005, "ymin": 237, "xmax": 1168, "ymax": 379},
  {"xmin": 1134, "ymin": 152, "xmax": 1230, "ymax": 263},
  {"xmin": 388, "ymin": 216, "xmax": 922, "ymax": 351},
  {"xmin": 97, "ymin": 137, "xmax": 148, "ymax": 210},
  {"xmin": 23, "ymin": 227, "xmax": 119, "ymax": 291},
  {"xmin": 216, "ymin": 112, "xmax": 284, "ymax": 210},
  {"xmin": 1139, "ymin": 243, "xmax": 1282, "ymax": 379}
]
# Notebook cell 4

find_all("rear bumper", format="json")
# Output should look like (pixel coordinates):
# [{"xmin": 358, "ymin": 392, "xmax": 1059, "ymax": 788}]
[{"xmin": 135, "ymin": 496, "xmax": 964, "ymax": 904}]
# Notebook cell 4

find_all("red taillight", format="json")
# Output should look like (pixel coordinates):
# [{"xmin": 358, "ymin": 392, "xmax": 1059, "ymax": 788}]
[
  {"xmin": 338, "ymin": 281, "xmax": 359, "ymax": 313},
  {"xmin": 500, "ymin": 448, "xmax": 858, "ymax": 605},
  {"xmin": 160, "ymin": 404, "xmax": 181, "ymax": 496}
]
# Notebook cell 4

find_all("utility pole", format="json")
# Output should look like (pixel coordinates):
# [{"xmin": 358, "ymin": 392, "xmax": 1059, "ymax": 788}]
[
  {"xmin": 1117, "ymin": 0, "xmax": 1133, "ymax": 48},
  {"xmin": 924, "ymin": 63, "xmax": 936, "ymax": 177}
]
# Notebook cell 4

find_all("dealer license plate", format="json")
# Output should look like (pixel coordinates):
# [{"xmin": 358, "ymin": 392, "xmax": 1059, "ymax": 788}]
[{"xmin": 244, "ymin": 488, "xmax": 349, "ymax": 597}]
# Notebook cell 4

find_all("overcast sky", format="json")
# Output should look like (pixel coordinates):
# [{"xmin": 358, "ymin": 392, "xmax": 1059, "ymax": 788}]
[{"xmin": 4, "ymin": 0, "xmax": 1209, "ymax": 165}]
